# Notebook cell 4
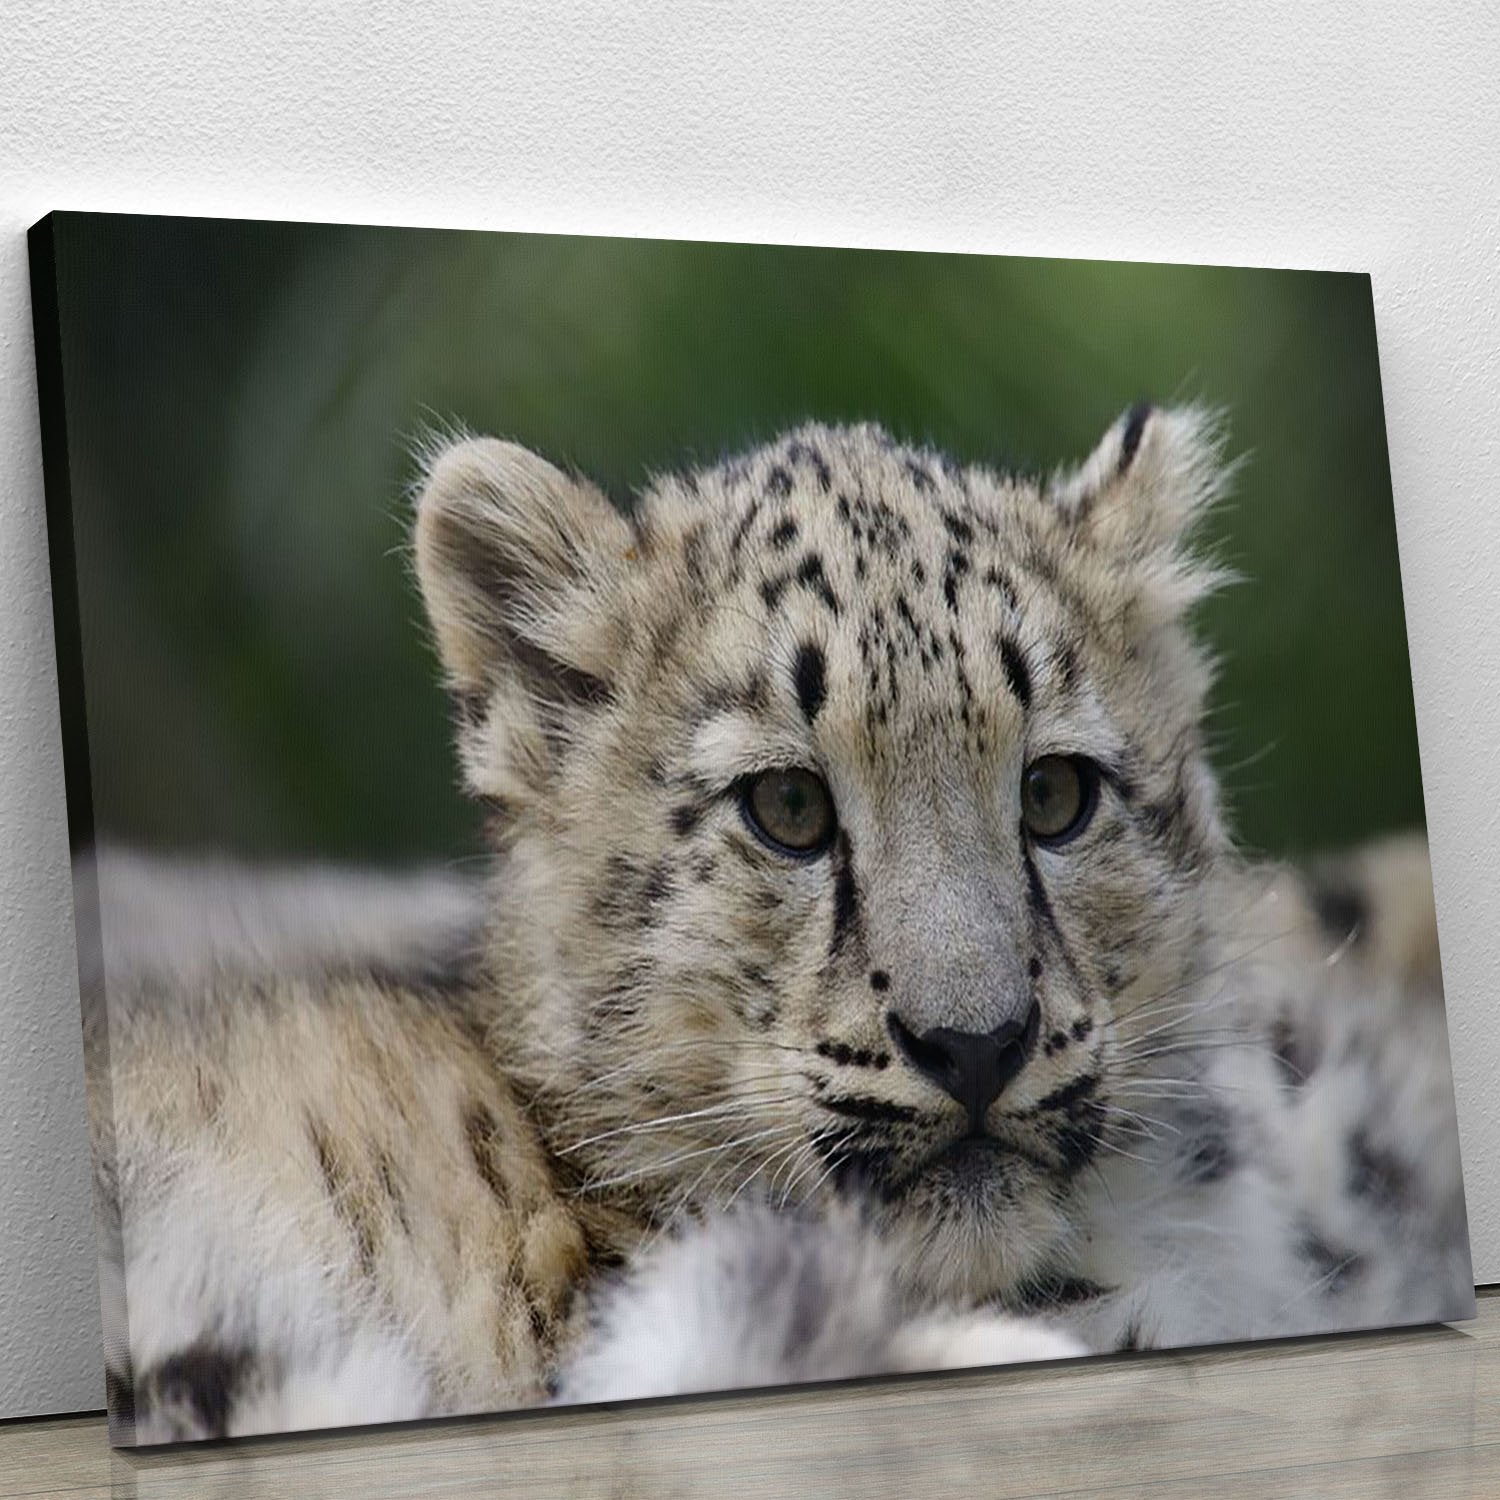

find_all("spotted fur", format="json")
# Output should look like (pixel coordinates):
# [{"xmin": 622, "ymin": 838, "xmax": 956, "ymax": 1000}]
[{"xmin": 89, "ymin": 409, "xmax": 1473, "ymax": 1439}]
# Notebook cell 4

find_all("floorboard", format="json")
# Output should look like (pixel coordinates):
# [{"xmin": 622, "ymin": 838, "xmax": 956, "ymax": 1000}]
[{"xmin": 5, "ymin": 1290, "xmax": 1496, "ymax": 1499}]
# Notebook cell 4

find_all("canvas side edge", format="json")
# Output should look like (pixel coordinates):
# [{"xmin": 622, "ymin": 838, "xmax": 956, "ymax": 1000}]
[{"xmin": 26, "ymin": 213, "xmax": 137, "ymax": 1446}]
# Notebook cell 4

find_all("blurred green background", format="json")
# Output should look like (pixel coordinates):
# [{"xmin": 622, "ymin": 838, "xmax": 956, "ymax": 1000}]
[{"xmin": 46, "ymin": 213, "xmax": 1425, "ymax": 865}]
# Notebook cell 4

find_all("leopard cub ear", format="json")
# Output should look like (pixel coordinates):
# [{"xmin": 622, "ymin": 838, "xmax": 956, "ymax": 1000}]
[
  {"xmin": 1049, "ymin": 403, "xmax": 1231, "ymax": 552},
  {"xmin": 1047, "ymin": 402, "xmax": 1234, "ymax": 616},
  {"xmin": 413, "ymin": 434, "xmax": 636, "ymax": 802}
]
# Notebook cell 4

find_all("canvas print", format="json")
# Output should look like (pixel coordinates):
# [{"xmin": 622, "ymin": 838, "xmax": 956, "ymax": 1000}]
[{"xmin": 29, "ymin": 212, "xmax": 1474, "ymax": 1446}]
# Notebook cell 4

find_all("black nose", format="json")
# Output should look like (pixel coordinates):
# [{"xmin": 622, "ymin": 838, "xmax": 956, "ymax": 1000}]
[{"xmin": 887, "ymin": 1003, "xmax": 1042, "ymax": 1127}]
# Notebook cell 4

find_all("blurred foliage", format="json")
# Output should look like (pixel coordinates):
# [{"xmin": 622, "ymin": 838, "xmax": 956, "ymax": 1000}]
[{"xmin": 48, "ymin": 213, "xmax": 1425, "ymax": 864}]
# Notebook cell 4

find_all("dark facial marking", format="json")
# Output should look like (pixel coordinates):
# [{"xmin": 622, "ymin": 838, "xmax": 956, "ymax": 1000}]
[
  {"xmin": 1098, "ymin": 762, "xmax": 1136, "ymax": 804},
  {"xmin": 1137, "ymin": 765, "xmax": 1199, "ymax": 864},
  {"xmin": 786, "ymin": 440, "xmax": 832, "ymax": 492},
  {"xmin": 681, "ymin": 523, "xmax": 709, "ymax": 584},
  {"xmin": 942, "ymin": 551, "xmax": 970, "ymax": 611},
  {"xmin": 671, "ymin": 803, "xmax": 705, "ymax": 837},
  {"xmin": 1051, "ymin": 1103, "xmax": 1105, "ymax": 1177},
  {"xmin": 830, "ymin": 829, "xmax": 861, "ymax": 958},
  {"xmin": 818, "ymin": 1094, "xmax": 918, "ymax": 1124},
  {"xmin": 939, "ymin": 508, "xmax": 974, "ymax": 544},
  {"xmin": 1031, "ymin": 1071, "xmax": 1101, "ymax": 1116},
  {"xmin": 1022, "ymin": 847, "xmax": 1060, "ymax": 938},
  {"xmin": 767, "ymin": 465, "xmax": 793, "ymax": 497},
  {"xmin": 726, "ymin": 833, "xmax": 767, "ymax": 871},
  {"xmin": 869, "ymin": 969, "xmax": 891, "ymax": 992},
  {"xmin": 543, "ymin": 657, "xmax": 615, "ymax": 712},
  {"xmin": 639, "ymin": 860, "xmax": 672, "ymax": 923},
  {"xmin": 826, "ymin": 1142, "xmax": 897, "ymax": 1198},
  {"xmin": 738, "ymin": 962, "xmax": 770, "ymax": 987},
  {"xmin": 793, "ymin": 642, "xmax": 828, "ymax": 723},
  {"xmin": 983, "ymin": 566, "xmax": 1018, "ymax": 610},
  {"xmin": 762, "ymin": 554, "xmax": 843, "ymax": 617},
  {"xmin": 894, "ymin": 594, "xmax": 922, "ymax": 643},
  {"xmin": 769, "ymin": 516, "xmax": 800, "ymax": 550},
  {"xmin": 906, "ymin": 458, "xmax": 937, "ymax": 492},
  {"xmin": 999, "ymin": 636, "xmax": 1033, "ymax": 709},
  {"xmin": 594, "ymin": 853, "xmax": 644, "ymax": 929},
  {"xmin": 947, "ymin": 627, "xmax": 979, "ymax": 738},
  {"xmin": 730, "ymin": 497, "xmax": 764, "ymax": 558},
  {"xmin": 1055, "ymin": 642, "xmax": 1079, "ymax": 692},
  {"xmin": 817, "ymin": 1040, "xmax": 888, "ymax": 1069},
  {"xmin": 796, "ymin": 553, "xmax": 842, "ymax": 616}
]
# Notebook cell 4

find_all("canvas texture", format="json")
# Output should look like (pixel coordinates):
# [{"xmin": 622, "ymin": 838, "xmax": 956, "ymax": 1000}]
[{"xmin": 28, "ymin": 212, "xmax": 1474, "ymax": 1445}]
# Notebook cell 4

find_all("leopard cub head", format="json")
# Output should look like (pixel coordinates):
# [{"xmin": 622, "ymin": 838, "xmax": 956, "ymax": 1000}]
[{"xmin": 415, "ymin": 405, "xmax": 1232, "ymax": 1300}]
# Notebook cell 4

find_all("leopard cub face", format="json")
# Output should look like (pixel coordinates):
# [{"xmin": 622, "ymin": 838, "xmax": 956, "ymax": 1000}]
[{"xmin": 415, "ymin": 405, "xmax": 1232, "ymax": 1300}]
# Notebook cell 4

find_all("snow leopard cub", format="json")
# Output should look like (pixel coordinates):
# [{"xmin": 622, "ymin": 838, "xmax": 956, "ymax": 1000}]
[{"xmin": 92, "ymin": 406, "xmax": 1472, "ymax": 1440}]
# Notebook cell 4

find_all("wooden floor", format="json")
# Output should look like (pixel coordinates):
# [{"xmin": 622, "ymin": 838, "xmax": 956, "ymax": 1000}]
[{"xmin": 5, "ymin": 1290, "xmax": 1497, "ymax": 1499}]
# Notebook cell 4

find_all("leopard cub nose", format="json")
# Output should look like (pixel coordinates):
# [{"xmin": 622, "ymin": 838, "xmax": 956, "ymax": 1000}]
[{"xmin": 886, "ymin": 1002, "xmax": 1042, "ymax": 1127}]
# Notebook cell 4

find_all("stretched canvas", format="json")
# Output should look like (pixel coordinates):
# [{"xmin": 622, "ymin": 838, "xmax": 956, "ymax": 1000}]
[{"xmin": 28, "ymin": 212, "xmax": 1474, "ymax": 1446}]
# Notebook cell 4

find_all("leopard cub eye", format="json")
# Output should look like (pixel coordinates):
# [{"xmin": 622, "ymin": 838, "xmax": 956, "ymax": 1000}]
[
  {"xmin": 1021, "ymin": 755, "xmax": 1100, "ymax": 847},
  {"xmin": 741, "ymin": 768, "xmax": 837, "ymax": 857}
]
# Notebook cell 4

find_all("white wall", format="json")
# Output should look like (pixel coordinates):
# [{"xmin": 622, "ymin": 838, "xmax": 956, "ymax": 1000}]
[{"xmin": 1, "ymin": 0, "xmax": 1495, "ymax": 1420}]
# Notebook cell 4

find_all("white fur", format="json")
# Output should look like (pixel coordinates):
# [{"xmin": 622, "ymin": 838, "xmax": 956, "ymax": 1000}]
[
  {"xmin": 78, "ymin": 843, "xmax": 486, "ymax": 995},
  {"xmin": 555, "ymin": 1206, "xmax": 1083, "ymax": 1405}
]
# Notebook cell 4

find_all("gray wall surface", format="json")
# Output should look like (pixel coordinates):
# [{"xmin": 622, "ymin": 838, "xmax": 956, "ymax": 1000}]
[{"xmin": 1, "ymin": 0, "xmax": 1495, "ymax": 1419}]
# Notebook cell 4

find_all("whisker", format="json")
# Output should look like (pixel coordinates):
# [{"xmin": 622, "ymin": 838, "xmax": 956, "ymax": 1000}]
[
  {"xmin": 1109, "ymin": 1079, "xmax": 1217, "ymax": 1100},
  {"xmin": 1272, "ymin": 1246, "xmax": 1362, "ymax": 1320},
  {"xmin": 537, "ymin": 1038, "xmax": 810, "ymax": 1099},
  {"xmin": 575, "ymin": 1123, "xmax": 807, "ymax": 1194},
  {"xmin": 1111, "ymin": 984, "xmax": 1250, "ymax": 1031},
  {"xmin": 783, "ymin": 1146, "xmax": 850, "ymax": 1206},
  {"xmin": 1110, "ymin": 914, "xmax": 1327, "ymax": 1028},
  {"xmin": 1113, "ymin": 1037, "xmax": 1264, "ymax": 1068},
  {"xmin": 1097, "ymin": 1104, "xmax": 1180, "ymax": 1140},
  {"xmin": 769, "ymin": 1139, "xmax": 823, "ymax": 1199},
  {"xmin": 723, "ymin": 1138, "xmax": 800, "ymax": 1207},
  {"xmin": 558, "ymin": 1093, "xmax": 803, "ymax": 1154}
]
